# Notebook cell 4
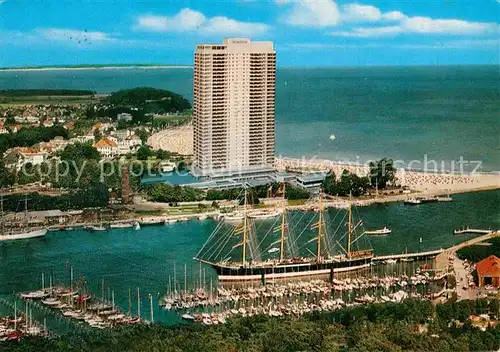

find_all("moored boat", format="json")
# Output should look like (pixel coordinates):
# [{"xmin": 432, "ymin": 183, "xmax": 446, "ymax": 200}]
[
  {"xmin": 248, "ymin": 209, "xmax": 282, "ymax": 220},
  {"xmin": 0, "ymin": 195, "xmax": 47, "ymax": 241},
  {"xmin": 110, "ymin": 222, "xmax": 134, "ymax": 229},
  {"xmin": 364, "ymin": 227, "xmax": 391, "ymax": 235}
]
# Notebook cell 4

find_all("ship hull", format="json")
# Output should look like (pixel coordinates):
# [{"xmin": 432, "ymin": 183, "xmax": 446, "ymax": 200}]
[
  {"xmin": 213, "ymin": 256, "xmax": 372, "ymax": 282},
  {"xmin": 0, "ymin": 229, "xmax": 47, "ymax": 241}
]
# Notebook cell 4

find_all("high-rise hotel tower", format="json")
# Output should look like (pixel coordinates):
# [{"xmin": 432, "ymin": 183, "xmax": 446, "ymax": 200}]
[{"xmin": 192, "ymin": 38, "xmax": 276, "ymax": 178}]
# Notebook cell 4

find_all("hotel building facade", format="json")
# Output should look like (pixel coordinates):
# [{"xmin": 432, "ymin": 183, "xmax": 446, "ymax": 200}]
[{"xmin": 192, "ymin": 38, "xmax": 276, "ymax": 178}]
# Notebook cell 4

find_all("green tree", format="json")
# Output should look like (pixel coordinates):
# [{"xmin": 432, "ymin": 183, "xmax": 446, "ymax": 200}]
[
  {"xmin": 135, "ymin": 129, "xmax": 149, "ymax": 145},
  {"xmin": 58, "ymin": 142, "xmax": 100, "ymax": 162},
  {"xmin": 369, "ymin": 158, "xmax": 397, "ymax": 189},
  {"xmin": 137, "ymin": 145, "xmax": 153, "ymax": 160}
]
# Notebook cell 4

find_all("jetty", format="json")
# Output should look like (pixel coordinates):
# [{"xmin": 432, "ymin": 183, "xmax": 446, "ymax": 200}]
[
  {"xmin": 373, "ymin": 249, "xmax": 443, "ymax": 262},
  {"xmin": 453, "ymin": 227, "xmax": 494, "ymax": 235}
]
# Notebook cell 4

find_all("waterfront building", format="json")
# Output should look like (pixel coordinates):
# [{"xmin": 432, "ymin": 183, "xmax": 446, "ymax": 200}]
[
  {"xmin": 476, "ymin": 255, "xmax": 500, "ymax": 287},
  {"xmin": 192, "ymin": 38, "xmax": 276, "ymax": 178}
]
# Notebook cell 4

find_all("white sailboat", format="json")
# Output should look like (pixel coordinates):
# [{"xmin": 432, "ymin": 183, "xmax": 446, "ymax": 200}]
[{"xmin": 0, "ymin": 195, "xmax": 47, "ymax": 242}]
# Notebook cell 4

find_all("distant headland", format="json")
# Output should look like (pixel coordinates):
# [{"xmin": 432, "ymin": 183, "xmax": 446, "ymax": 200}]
[{"xmin": 0, "ymin": 64, "xmax": 193, "ymax": 72}]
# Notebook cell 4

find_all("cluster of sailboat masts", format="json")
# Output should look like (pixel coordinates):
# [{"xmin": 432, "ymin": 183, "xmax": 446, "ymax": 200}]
[
  {"xmin": 0, "ymin": 297, "xmax": 50, "ymax": 341},
  {"xmin": 15, "ymin": 270, "xmax": 155, "ymax": 329},
  {"xmin": 164, "ymin": 274, "xmax": 444, "ymax": 324},
  {"xmin": 161, "ymin": 257, "xmax": 442, "ymax": 311}
]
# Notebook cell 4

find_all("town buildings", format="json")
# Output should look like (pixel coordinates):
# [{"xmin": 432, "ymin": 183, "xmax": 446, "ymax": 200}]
[{"xmin": 192, "ymin": 38, "xmax": 276, "ymax": 178}]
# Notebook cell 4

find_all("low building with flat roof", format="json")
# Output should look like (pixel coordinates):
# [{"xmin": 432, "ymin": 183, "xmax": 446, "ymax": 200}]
[{"xmin": 296, "ymin": 172, "xmax": 328, "ymax": 189}]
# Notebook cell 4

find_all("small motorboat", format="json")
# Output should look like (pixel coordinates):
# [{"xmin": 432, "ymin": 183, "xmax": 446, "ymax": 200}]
[
  {"xmin": 181, "ymin": 314, "xmax": 195, "ymax": 321},
  {"xmin": 223, "ymin": 212, "xmax": 244, "ymax": 223},
  {"xmin": 139, "ymin": 219, "xmax": 163, "ymax": 227},
  {"xmin": 248, "ymin": 209, "xmax": 282, "ymax": 220},
  {"xmin": 267, "ymin": 247, "xmax": 280, "ymax": 254},
  {"xmin": 84, "ymin": 225, "xmax": 106, "ymax": 232},
  {"xmin": 329, "ymin": 134, "xmax": 336, "ymax": 141},
  {"xmin": 404, "ymin": 198, "xmax": 421, "ymax": 205},
  {"xmin": 364, "ymin": 227, "xmax": 391, "ymax": 235},
  {"xmin": 110, "ymin": 222, "xmax": 134, "ymax": 229},
  {"xmin": 134, "ymin": 221, "xmax": 141, "ymax": 231},
  {"xmin": 165, "ymin": 219, "xmax": 177, "ymax": 225}
]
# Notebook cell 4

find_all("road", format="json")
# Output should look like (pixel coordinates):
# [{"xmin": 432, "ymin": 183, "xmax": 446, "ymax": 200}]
[{"xmin": 452, "ymin": 253, "xmax": 476, "ymax": 300}]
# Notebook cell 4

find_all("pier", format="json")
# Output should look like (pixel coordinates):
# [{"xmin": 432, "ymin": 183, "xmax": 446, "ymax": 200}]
[
  {"xmin": 453, "ymin": 227, "xmax": 494, "ymax": 235},
  {"xmin": 373, "ymin": 249, "xmax": 443, "ymax": 262}
]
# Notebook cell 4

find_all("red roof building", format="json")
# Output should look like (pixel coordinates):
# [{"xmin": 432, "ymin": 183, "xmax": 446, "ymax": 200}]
[{"xmin": 476, "ymin": 255, "xmax": 500, "ymax": 287}]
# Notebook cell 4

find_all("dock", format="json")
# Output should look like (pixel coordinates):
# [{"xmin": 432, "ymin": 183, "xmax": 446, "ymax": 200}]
[
  {"xmin": 453, "ymin": 228, "xmax": 494, "ymax": 235},
  {"xmin": 373, "ymin": 249, "xmax": 443, "ymax": 262}
]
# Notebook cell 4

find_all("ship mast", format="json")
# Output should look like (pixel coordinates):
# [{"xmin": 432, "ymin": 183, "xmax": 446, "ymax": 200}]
[
  {"xmin": 316, "ymin": 189, "xmax": 323, "ymax": 262},
  {"xmin": 347, "ymin": 193, "xmax": 352, "ymax": 259},
  {"xmin": 24, "ymin": 195, "xmax": 28, "ymax": 230},
  {"xmin": 0, "ymin": 195, "xmax": 4, "ymax": 236},
  {"xmin": 280, "ymin": 183, "xmax": 286, "ymax": 262},
  {"xmin": 242, "ymin": 189, "xmax": 248, "ymax": 265}
]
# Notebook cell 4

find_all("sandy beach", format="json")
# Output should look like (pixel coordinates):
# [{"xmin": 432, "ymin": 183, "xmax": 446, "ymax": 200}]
[
  {"xmin": 275, "ymin": 157, "xmax": 499, "ymax": 193},
  {"xmin": 147, "ymin": 124, "xmax": 499, "ymax": 194},
  {"xmin": 148, "ymin": 124, "xmax": 194, "ymax": 155}
]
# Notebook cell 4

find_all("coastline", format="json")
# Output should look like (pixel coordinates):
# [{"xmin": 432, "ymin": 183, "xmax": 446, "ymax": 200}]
[{"xmin": 0, "ymin": 65, "xmax": 193, "ymax": 72}]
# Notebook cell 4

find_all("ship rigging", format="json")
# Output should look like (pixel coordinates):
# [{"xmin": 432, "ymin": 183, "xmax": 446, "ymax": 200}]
[{"xmin": 194, "ymin": 186, "xmax": 373, "ymax": 282}]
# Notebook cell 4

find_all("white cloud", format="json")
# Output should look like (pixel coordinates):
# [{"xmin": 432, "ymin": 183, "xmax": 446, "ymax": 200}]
[
  {"xmin": 136, "ymin": 9, "xmax": 205, "ymax": 32},
  {"xmin": 282, "ymin": 39, "xmax": 499, "ymax": 51},
  {"xmin": 37, "ymin": 28, "xmax": 114, "ymax": 43},
  {"xmin": 279, "ymin": 1, "xmax": 499, "ymax": 39},
  {"xmin": 403, "ymin": 17, "xmax": 498, "ymax": 35},
  {"xmin": 330, "ymin": 16, "xmax": 499, "ymax": 37},
  {"xmin": 203, "ymin": 16, "xmax": 269, "ymax": 35},
  {"xmin": 136, "ymin": 8, "xmax": 269, "ymax": 35},
  {"xmin": 281, "ymin": 0, "xmax": 341, "ymax": 27},
  {"xmin": 341, "ymin": 4, "xmax": 381, "ymax": 22},
  {"xmin": 382, "ymin": 11, "xmax": 406, "ymax": 21},
  {"xmin": 330, "ymin": 26, "xmax": 402, "ymax": 37}
]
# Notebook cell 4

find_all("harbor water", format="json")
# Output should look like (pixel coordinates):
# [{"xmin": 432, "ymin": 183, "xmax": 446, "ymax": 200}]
[{"xmin": 0, "ymin": 190, "xmax": 498, "ymax": 326}]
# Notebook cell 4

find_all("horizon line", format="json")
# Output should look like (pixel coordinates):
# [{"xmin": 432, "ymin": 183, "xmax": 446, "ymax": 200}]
[{"xmin": 1, "ymin": 63, "xmax": 498, "ymax": 71}]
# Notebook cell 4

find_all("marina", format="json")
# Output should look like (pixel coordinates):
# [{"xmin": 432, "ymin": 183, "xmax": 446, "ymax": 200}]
[{"xmin": 0, "ymin": 190, "xmax": 497, "ymax": 328}]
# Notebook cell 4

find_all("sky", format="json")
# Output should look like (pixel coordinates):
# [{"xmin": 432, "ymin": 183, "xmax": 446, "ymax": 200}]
[{"xmin": 0, "ymin": 0, "xmax": 499, "ymax": 67}]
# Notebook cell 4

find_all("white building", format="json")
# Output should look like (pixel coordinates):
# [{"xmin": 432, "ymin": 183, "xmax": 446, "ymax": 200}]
[
  {"xmin": 3, "ymin": 147, "xmax": 48, "ymax": 169},
  {"xmin": 192, "ymin": 38, "xmax": 276, "ymax": 178},
  {"xmin": 117, "ymin": 113, "xmax": 133, "ymax": 122},
  {"xmin": 93, "ymin": 137, "xmax": 118, "ymax": 158}
]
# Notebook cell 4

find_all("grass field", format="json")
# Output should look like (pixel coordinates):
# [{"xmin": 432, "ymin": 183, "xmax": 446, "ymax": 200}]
[{"xmin": 0, "ymin": 95, "xmax": 100, "ymax": 107}]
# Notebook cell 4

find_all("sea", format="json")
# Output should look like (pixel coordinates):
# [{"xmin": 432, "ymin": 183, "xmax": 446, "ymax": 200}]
[
  {"xmin": 0, "ymin": 65, "xmax": 499, "ymax": 171},
  {"xmin": 0, "ymin": 66, "xmax": 499, "ymax": 328}
]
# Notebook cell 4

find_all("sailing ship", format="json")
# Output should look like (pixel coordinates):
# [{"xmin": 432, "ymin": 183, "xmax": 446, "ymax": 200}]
[
  {"xmin": 0, "ymin": 195, "xmax": 47, "ymax": 242},
  {"xmin": 194, "ymin": 186, "xmax": 373, "ymax": 282}
]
